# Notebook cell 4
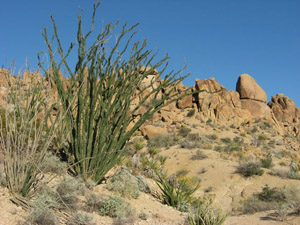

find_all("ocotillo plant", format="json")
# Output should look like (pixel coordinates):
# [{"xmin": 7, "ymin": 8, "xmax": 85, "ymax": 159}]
[
  {"xmin": 39, "ymin": 1, "xmax": 194, "ymax": 184},
  {"xmin": 0, "ymin": 69, "xmax": 61, "ymax": 199}
]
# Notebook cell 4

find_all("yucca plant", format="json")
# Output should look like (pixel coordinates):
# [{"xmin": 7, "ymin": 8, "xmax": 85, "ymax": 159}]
[
  {"xmin": 155, "ymin": 171, "xmax": 200, "ymax": 212},
  {"xmin": 0, "ymin": 69, "xmax": 62, "ymax": 199},
  {"xmin": 188, "ymin": 204, "xmax": 228, "ymax": 225},
  {"xmin": 39, "ymin": 0, "xmax": 195, "ymax": 184}
]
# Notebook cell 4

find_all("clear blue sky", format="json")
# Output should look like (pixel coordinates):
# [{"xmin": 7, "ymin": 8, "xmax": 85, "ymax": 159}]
[{"xmin": 1, "ymin": 0, "xmax": 299, "ymax": 107}]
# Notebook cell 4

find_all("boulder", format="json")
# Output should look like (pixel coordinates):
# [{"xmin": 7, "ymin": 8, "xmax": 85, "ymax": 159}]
[
  {"xmin": 241, "ymin": 99, "xmax": 271, "ymax": 119},
  {"xmin": 268, "ymin": 94, "xmax": 300, "ymax": 123},
  {"xmin": 236, "ymin": 74, "xmax": 267, "ymax": 103},
  {"xmin": 140, "ymin": 125, "xmax": 168, "ymax": 139}
]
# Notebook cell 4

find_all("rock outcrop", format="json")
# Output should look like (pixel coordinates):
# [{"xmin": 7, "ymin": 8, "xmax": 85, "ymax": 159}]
[
  {"xmin": 268, "ymin": 94, "xmax": 300, "ymax": 124},
  {"xmin": 236, "ymin": 74, "xmax": 267, "ymax": 102},
  {"xmin": 236, "ymin": 74, "xmax": 271, "ymax": 119},
  {"xmin": 193, "ymin": 78, "xmax": 251, "ymax": 125}
]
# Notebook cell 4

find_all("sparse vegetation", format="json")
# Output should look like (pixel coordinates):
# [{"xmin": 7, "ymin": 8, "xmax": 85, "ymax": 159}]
[
  {"xmin": 191, "ymin": 150, "xmax": 208, "ymax": 160},
  {"xmin": 148, "ymin": 135, "xmax": 178, "ymax": 148},
  {"xmin": 237, "ymin": 159, "xmax": 264, "ymax": 177},
  {"xmin": 178, "ymin": 126, "xmax": 192, "ymax": 137},
  {"xmin": 155, "ymin": 171, "xmax": 200, "ymax": 212},
  {"xmin": 240, "ymin": 185, "xmax": 300, "ymax": 219},
  {"xmin": 189, "ymin": 204, "xmax": 228, "ymax": 225},
  {"xmin": 106, "ymin": 169, "xmax": 140, "ymax": 199},
  {"xmin": 86, "ymin": 194, "xmax": 135, "ymax": 219}
]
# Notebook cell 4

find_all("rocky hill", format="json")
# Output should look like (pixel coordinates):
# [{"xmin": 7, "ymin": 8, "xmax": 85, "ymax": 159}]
[{"xmin": 0, "ymin": 68, "xmax": 300, "ymax": 225}]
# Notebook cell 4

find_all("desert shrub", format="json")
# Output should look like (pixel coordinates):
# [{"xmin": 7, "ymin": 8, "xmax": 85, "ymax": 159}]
[
  {"xmin": 237, "ymin": 159, "xmax": 264, "ymax": 177},
  {"xmin": 139, "ymin": 211, "xmax": 149, "ymax": 220},
  {"xmin": 157, "ymin": 155, "xmax": 168, "ymax": 165},
  {"xmin": 220, "ymin": 138, "xmax": 231, "ymax": 144},
  {"xmin": 136, "ymin": 176, "xmax": 152, "ymax": 194},
  {"xmin": 140, "ymin": 156, "xmax": 161, "ymax": 177},
  {"xmin": 241, "ymin": 185, "xmax": 300, "ymax": 216},
  {"xmin": 0, "ymin": 167, "xmax": 6, "ymax": 187},
  {"xmin": 202, "ymin": 142, "xmax": 213, "ymax": 150},
  {"xmin": 148, "ymin": 147, "xmax": 161, "ymax": 156},
  {"xmin": 206, "ymin": 118, "xmax": 212, "ymax": 124},
  {"xmin": 287, "ymin": 171, "xmax": 300, "ymax": 180},
  {"xmin": 260, "ymin": 154, "xmax": 273, "ymax": 168},
  {"xmin": 179, "ymin": 126, "xmax": 192, "ymax": 137},
  {"xmin": 249, "ymin": 126, "xmax": 258, "ymax": 133},
  {"xmin": 28, "ymin": 190, "xmax": 60, "ymax": 225},
  {"xmin": 148, "ymin": 135, "xmax": 178, "ymax": 148},
  {"xmin": 240, "ymin": 132, "xmax": 246, "ymax": 137},
  {"xmin": 86, "ymin": 194, "xmax": 135, "ymax": 218},
  {"xmin": 270, "ymin": 168, "xmax": 296, "ymax": 179},
  {"xmin": 206, "ymin": 134, "xmax": 218, "ymax": 141},
  {"xmin": 176, "ymin": 169, "xmax": 189, "ymax": 177},
  {"xmin": 187, "ymin": 109, "xmax": 196, "ymax": 117},
  {"xmin": 67, "ymin": 212, "xmax": 94, "ymax": 225},
  {"xmin": 180, "ymin": 140, "xmax": 201, "ymax": 149},
  {"xmin": 188, "ymin": 204, "xmax": 228, "ymax": 225},
  {"xmin": 55, "ymin": 177, "xmax": 85, "ymax": 210},
  {"xmin": 233, "ymin": 136, "xmax": 244, "ymax": 144},
  {"xmin": 258, "ymin": 134, "xmax": 270, "ymax": 141},
  {"xmin": 191, "ymin": 150, "xmax": 208, "ymax": 160},
  {"xmin": 39, "ymin": 152, "xmax": 68, "ymax": 175},
  {"xmin": 187, "ymin": 133, "xmax": 202, "ymax": 142},
  {"xmin": 214, "ymin": 146, "xmax": 223, "ymax": 152},
  {"xmin": 131, "ymin": 137, "xmax": 145, "ymax": 151},
  {"xmin": 154, "ymin": 171, "xmax": 200, "ymax": 212},
  {"xmin": 40, "ymin": 1, "xmax": 194, "ymax": 184},
  {"xmin": 241, "ymin": 195, "xmax": 276, "ymax": 214},
  {"xmin": 106, "ymin": 169, "xmax": 140, "ymax": 199},
  {"xmin": 0, "ymin": 70, "xmax": 62, "ymax": 198}
]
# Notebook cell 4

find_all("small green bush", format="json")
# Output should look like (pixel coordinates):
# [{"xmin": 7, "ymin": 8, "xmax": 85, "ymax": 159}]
[
  {"xmin": 241, "ymin": 185, "xmax": 300, "ymax": 216},
  {"xmin": 257, "ymin": 185, "xmax": 286, "ymax": 202},
  {"xmin": 148, "ymin": 135, "xmax": 177, "ymax": 148},
  {"xmin": 106, "ymin": 169, "xmax": 140, "ymax": 199},
  {"xmin": 260, "ymin": 154, "xmax": 273, "ymax": 169},
  {"xmin": 148, "ymin": 147, "xmax": 161, "ymax": 157},
  {"xmin": 56, "ymin": 177, "xmax": 85, "ymax": 210},
  {"xmin": 86, "ymin": 194, "xmax": 135, "ymax": 218},
  {"xmin": 206, "ymin": 134, "xmax": 218, "ymax": 141},
  {"xmin": 178, "ymin": 126, "xmax": 192, "ymax": 137},
  {"xmin": 67, "ymin": 212, "xmax": 94, "ymax": 225},
  {"xmin": 220, "ymin": 138, "xmax": 231, "ymax": 144},
  {"xmin": 237, "ymin": 160, "xmax": 264, "ymax": 177},
  {"xmin": 28, "ymin": 190, "xmax": 60, "ymax": 225},
  {"xmin": 179, "ymin": 140, "xmax": 201, "ymax": 149}
]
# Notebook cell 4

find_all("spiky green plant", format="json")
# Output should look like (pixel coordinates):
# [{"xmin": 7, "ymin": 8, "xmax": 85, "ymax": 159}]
[
  {"xmin": 188, "ymin": 204, "xmax": 228, "ymax": 225},
  {"xmin": 39, "ymin": 1, "xmax": 195, "ymax": 184},
  {"xmin": 155, "ymin": 171, "xmax": 200, "ymax": 212}
]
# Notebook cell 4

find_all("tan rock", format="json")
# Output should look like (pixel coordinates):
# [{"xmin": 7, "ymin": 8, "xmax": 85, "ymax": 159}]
[
  {"xmin": 236, "ymin": 74, "xmax": 267, "ymax": 102},
  {"xmin": 195, "ymin": 77, "xmax": 222, "ymax": 92},
  {"xmin": 140, "ymin": 125, "xmax": 168, "ymax": 139},
  {"xmin": 268, "ymin": 94, "xmax": 300, "ymax": 123},
  {"xmin": 177, "ymin": 95, "xmax": 193, "ymax": 109},
  {"xmin": 241, "ymin": 99, "xmax": 271, "ymax": 118}
]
